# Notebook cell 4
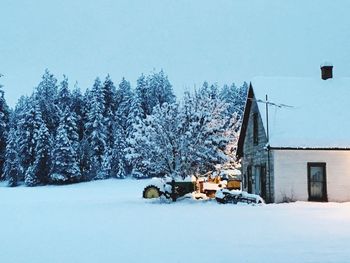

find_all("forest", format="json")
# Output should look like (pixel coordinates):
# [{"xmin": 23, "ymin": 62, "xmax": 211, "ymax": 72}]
[{"xmin": 0, "ymin": 70, "xmax": 247, "ymax": 186}]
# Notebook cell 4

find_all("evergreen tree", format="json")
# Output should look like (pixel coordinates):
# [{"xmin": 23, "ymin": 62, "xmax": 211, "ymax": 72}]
[
  {"xmin": 26, "ymin": 122, "xmax": 52, "ymax": 185},
  {"xmin": 78, "ymin": 138, "xmax": 92, "ymax": 181},
  {"xmin": 116, "ymin": 77, "xmax": 134, "ymax": 136},
  {"xmin": 220, "ymin": 82, "xmax": 248, "ymax": 118},
  {"xmin": 60, "ymin": 109, "xmax": 79, "ymax": 153},
  {"xmin": 101, "ymin": 75, "xmax": 117, "ymax": 151},
  {"xmin": 35, "ymin": 69, "xmax": 59, "ymax": 134},
  {"xmin": 101, "ymin": 74, "xmax": 117, "ymax": 114},
  {"xmin": 71, "ymin": 85, "xmax": 85, "ymax": 141},
  {"xmin": 111, "ymin": 125, "xmax": 127, "ymax": 178},
  {"xmin": 0, "ymin": 76, "xmax": 10, "ymax": 180},
  {"xmin": 17, "ymin": 99, "xmax": 43, "ymax": 174},
  {"xmin": 58, "ymin": 75, "xmax": 71, "ymax": 111},
  {"xmin": 134, "ymin": 70, "xmax": 175, "ymax": 118},
  {"xmin": 50, "ymin": 123, "xmax": 81, "ymax": 184},
  {"xmin": 4, "ymin": 128, "xmax": 22, "ymax": 187},
  {"xmin": 85, "ymin": 78, "xmax": 107, "ymax": 179},
  {"xmin": 134, "ymin": 74, "xmax": 150, "ymax": 118},
  {"xmin": 148, "ymin": 70, "xmax": 176, "ymax": 108}
]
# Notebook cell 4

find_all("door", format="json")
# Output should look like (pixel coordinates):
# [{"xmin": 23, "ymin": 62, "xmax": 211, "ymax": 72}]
[{"xmin": 308, "ymin": 163, "xmax": 327, "ymax": 202}]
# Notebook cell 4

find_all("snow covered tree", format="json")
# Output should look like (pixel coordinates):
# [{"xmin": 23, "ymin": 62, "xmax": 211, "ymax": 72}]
[
  {"xmin": 101, "ymin": 75, "xmax": 117, "ymax": 151},
  {"xmin": 101, "ymin": 74, "xmax": 117, "ymax": 114},
  {"xmin": 0, "ymin": 76, "xmax": 10, "ymax": 180},
  {"xmin": 148, "ymin": 70, "xmax": 176, "ymax": 109},
  {"xmin": 220, "ymin": 82, "xmax": 248, "ymax": 118},
  {"xmin": 84, "ymin": 78, "xmax": 107, "ymax": 179},
  {"xmin": 60, "ymin": 109, "xmax": 79, "ymax": 153},
  {"xmin": 25, "ymin": 122, "xmax": 51, "ymax": 186},
  {"xmin": 50, "ymin": 123, "xmax": 81, "ymax": 184},
  {"xmin": 4, "ymin": 128, "xmax": 22, "ymax": 187},
  {"xmin": 129, "ymin": 103, "xmax": 182, "ymax": 178},
  {"xmin": 57, "ymin": 75, "xmax": 71, "ymax": 111},
  {"xmin": 71, "ymin": 85, "xmax": 86, "ymax": 141},
  {"xmin": 134, "ymin": 70, "xmax": 176, "ymax": 118},
  {"xmin": 35, "ymin": 69, "xmax": 60, "ymax": 134},
  {"xmin": 178, "ymin": 87, "xmax": 230, "ymax": 174},
  {"xmin": 116, "ymin": 78, "xmax": 134, "ymax": 135},
  {"xmin": 110, "ymin": 124, "xmax": 127, "ymax": 178},
  {"xmin": 129, "ymin": 84, "xmax": 232, "ymax": 178},
  {"xmin": 78, "ymin": 138, "xmax": 92, "ymax": 181},
  {"xmin": 134, "ymin": 74, "xmax": 150, "ymax": 118},
  {"xmin": 17, "ymin": 99, "xmax": 43, "ymax": 174}
]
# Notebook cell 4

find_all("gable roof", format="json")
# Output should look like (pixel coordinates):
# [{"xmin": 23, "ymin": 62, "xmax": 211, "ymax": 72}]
[{"xmin": 237, "ymin": 76, "xmax": 350, "ymax": 156}]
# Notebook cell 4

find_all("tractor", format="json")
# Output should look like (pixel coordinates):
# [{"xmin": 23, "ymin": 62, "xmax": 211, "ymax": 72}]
[{"xmin": 142, "ymin": 167, "xmax": 264, "ymax": 204}]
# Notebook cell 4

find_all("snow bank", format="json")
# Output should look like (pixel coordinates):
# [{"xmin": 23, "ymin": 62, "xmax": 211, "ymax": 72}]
[{"xmin": 1, "ymin": 179, "xmax": 350, "ymax": 263}]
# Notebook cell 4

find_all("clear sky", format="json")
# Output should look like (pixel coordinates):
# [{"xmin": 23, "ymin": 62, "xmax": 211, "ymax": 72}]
[{"xmin": 1, "ymin": 0, "xmax": 350, "ymax": 107}]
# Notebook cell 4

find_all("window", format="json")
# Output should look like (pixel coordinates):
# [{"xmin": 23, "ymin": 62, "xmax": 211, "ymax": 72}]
[{"xmin": 253, "ymin": 113, "xmax": 259, "ymax": 144}]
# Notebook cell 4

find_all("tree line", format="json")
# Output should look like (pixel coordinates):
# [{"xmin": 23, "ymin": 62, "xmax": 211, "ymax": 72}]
[{"xmin": 0, "ymin": 70, "xmax": 247, "ymax": 186}]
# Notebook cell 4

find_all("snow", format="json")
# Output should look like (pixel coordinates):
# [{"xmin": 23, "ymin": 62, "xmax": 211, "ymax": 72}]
[
  {"xmin": 1, "ymin": 179, "xmax": 350, "ymax": 263},
  {"xmin": 251, "ymin": 76, "xmax": 350, "ymax": 148}
]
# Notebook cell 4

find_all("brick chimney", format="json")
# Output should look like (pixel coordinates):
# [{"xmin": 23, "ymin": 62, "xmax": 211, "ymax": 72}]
[{"xmin": 320, "ymin": 63, "xmax": 333, "ymax": 80}]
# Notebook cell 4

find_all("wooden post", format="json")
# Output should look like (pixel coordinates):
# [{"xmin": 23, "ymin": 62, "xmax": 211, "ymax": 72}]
[{"xmin": 266, "ymin": 94, "xmax": 272, "ymax": 203}]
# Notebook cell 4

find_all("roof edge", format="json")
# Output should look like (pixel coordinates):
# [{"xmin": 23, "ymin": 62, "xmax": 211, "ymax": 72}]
[
  {"xmin": 236, "ymin": 83, "xmax": 254, "ymax": 159},
  {"xmin": 270, "ymin": 147, "xmax": 350, "ymax": 151}
]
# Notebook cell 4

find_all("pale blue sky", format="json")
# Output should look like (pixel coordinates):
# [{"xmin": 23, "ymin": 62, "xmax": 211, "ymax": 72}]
[{"xmin": 1, "ymin": 0, "xmax": 350, "ymax": 106}]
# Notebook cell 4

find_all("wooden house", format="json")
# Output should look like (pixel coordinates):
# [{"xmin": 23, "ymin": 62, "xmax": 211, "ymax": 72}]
[{"xmin": 237, "ymin": 65, "xmax": 350, "ymax": 203}]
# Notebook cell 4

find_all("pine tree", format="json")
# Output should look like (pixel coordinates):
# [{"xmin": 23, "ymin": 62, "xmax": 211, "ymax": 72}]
[
  {"xmin": 17, "ymin": 99, "xmax": 43, "ymax": 174},
  {"xmin": 101, "ymin": 75, "xmax": 117, "ymax": 151},
  {"xmin": 60, "ymin": 109, "xmax": 79, "ymax": 153},
  {"xmin": 58, "ymin": 75, "xmax": 71, "ymax": 111},
  {"xmin": 50, "ymin": 123, "xmax": 81, "ymax": 184},
  {"xmin": 116, "ymin": 77, "xmax": 134, "ymax": 136},
  {"xmin": 26, "ymin": 122, "xmax": 51, "ymax": 185},
  {"xmin": 85, "ymin": 78, "xmax": 107, "ymax": 179},
  {"xmin": 23, "ymin": 105, "xmax": 49, "ymax": 186},
  {"xmin": 134, "ymin": 74, "xmax": 150, "ymax": 118},
  {"xmin": 148, "ymin": 70, "xmax": 176, "ymax": 109},
  {"xmin": 4, "ymin": 128, "xmax": 22, "ymax": 187},
  {"xmin": 101, "ymin": 74, "xmax": 117, "ymax": 114},
  {"xmin": 0, "ymin": 76, "xmax": 10, "ymax": 180},
  {"xmin": 111, "ymin": 125, "xmax": 127, "ymax": 178},
  {"xmin": 220, "ymin": 82, "xmax": 248, "ymax": 118},
  {"xmin": 134, "ymin": 71, "xmax": 175, "ymax": 118},
  {"xmin": 35, "ymin": 69, "xmax": 59, "ymax": 134}
]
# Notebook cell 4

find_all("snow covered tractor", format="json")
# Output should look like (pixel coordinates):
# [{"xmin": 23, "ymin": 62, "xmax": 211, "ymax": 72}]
[{"xmin": 142, "ymin": 168, "xmax": 264, "ymax": 204}]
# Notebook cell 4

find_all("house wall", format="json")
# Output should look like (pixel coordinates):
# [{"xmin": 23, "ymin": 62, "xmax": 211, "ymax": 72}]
[
  {"xmin": 241, "ymin": 97, "xmax": 274, "ymax": 202},
  {"xmin": 273, "ymin": 149, "xmax": 350, "ymax": 202}
]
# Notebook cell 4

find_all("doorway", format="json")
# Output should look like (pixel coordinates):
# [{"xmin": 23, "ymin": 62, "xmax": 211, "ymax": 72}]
[{"xmin": 308, "ymin": 163, "xmax": 327, "ymax": 202}]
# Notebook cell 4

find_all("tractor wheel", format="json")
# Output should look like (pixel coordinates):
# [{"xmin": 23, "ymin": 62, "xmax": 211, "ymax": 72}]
[{"xmin": 143, "ymin": 185, "xmax": 161, "ymax": 199}]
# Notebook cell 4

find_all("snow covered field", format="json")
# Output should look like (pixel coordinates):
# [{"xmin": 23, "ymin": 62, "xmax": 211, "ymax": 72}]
[{"xmin": 1, "ymin": 180, "xmax": 350, "ymax": 263}]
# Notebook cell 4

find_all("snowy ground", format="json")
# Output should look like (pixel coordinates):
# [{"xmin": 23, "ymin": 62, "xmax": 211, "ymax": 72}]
[{"xmin": 1, "ymin": 180, "xmax": 350, "ymax": 263}]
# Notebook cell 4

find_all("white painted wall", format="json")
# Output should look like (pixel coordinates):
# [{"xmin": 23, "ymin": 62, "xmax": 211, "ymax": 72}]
[{"xmin": 273, "ymin": 150, "xmax": 350, "ymax": 203}]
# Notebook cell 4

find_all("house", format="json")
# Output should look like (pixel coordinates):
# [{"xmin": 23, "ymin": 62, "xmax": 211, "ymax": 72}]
[{"xmin": 237, "ymin": 64, "xmax": 350, "ymax": 203}]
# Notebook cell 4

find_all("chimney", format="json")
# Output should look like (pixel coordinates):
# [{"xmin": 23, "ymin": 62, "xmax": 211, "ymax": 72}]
[{"xmin": 320, "ymin": 63, "xmax": 333, "ymax": 80}]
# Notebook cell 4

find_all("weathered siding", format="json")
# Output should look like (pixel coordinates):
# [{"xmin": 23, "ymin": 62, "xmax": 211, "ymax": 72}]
[
  {"xmin": 274, "ymin": 149, "xmax": 350, "ymax": 202},
  {"xmin": 241, "ymin": 96, "xmax": 274, "ymax": 202}
]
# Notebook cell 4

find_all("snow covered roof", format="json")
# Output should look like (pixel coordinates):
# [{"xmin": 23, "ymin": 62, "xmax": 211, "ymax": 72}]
[{"xmin": 251, "ymin": 77, "xmax": 350, "ymax": 148}]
